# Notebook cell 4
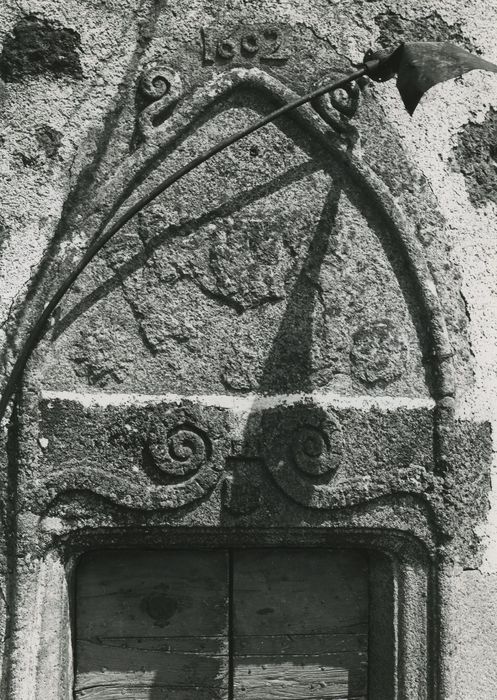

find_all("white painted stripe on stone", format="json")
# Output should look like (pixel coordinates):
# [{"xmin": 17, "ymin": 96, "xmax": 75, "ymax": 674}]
[{"xmin": 41, "ymin": 390, "xmax": 436, "ymax": 412}]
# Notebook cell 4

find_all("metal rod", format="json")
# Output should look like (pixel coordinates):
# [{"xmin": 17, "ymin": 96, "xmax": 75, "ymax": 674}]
[{"xmin": 0, "ymin": 66, "xmax": 366, "ymax": 422}]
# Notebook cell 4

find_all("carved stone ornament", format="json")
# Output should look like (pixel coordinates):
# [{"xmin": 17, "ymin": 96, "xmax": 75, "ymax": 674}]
[
  {"xmin": 137, "ymin": 63, "xmax": 183, "ymax": 140},
  {"xmin": 146, "ymin": 418, "xmax": 211, "ymax": 478},
  {"xmin": 30, "ymin": 403, "xmax": 229, "ymax": 512},
  {"xmin": 311, "ymin": 72, "xmax": 362, "ymax": 136},
  {"xmin": 13, "ymin": 61, "xmax": 467, "ymax": 523},
  {"xmin": 2, "ymin": 43, "xmax": 492, "ymax": 700},
  {"xmin": 24, "ymin": 393, "xmax": 488, "ymax": 547},
  {"xmin": 350, "ymin": 319, "xmax": 409, "ymax": 386},
  {"xmin": 262, "ymin": 404, "xmax": 343, "ymax": 483}
]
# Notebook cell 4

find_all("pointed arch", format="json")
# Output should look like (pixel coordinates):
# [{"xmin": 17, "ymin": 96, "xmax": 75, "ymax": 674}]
[{"xmin": 17, "ymin": 67, "xmax": 454, "ymax": 420}]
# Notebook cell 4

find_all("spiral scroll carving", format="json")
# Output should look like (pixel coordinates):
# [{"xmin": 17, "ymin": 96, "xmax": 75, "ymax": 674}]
[
  {"xmin": 312, "ymin": 74, "xmax": 361, "ymax": 135},
  {"xmin": 292, "ymin": 424, "xmax": 335, "ymax": 477},
  {"xmin": 261, "ymin": 405, "xmax": 344, "ymax": 507},
  {"xmin": 148, "ymin": 423, "xmax": 210, "ymax": 477},
  {"xmin": 138, "ymin": 64, "xmax": 183, "ymax": 139}
]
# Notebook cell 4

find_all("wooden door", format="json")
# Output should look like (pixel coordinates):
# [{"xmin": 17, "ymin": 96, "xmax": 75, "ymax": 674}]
[
  {"xmin": 75, "ymin": 549, "xmax": 368, "ymax": 699},
  {"xmin": 233, "ymin": 550, "xmax": 368, "ymax": 699},
  {"xmin": 75, "ymin": 550, "xmax": 230, "ymax": 699}
]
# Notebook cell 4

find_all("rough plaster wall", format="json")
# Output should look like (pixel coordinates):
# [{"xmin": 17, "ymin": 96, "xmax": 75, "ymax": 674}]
[
  {"xmin": 0, "ymin": 0, "xmax": 152, "ymax": 690},
  {"xmin": 376, "ymin": 5, "xmax": 497, "ymax": 697},
  {"xmin": 0, "ymin": 0, "xmax": 497, "ymax": 697},
  {"xmin": 0, "ymin": 0, "xmax": 148, "ymax": 343}
]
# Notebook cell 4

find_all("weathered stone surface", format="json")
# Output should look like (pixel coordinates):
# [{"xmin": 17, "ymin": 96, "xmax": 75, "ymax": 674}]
[
  {"xmin": 18, "ymin": 394, "xmax": 489, "ymax": 569},
  {"xmin": 40, "ymin": 106, "xmax": 432, "ymax": 397},
  {"xmin": 34, "ymin": 124, "xmax": 62, "ymax": 159},
  {"xmin": 447, "ymin": 569, "xmax": 497, "ymax": 698},
  {"xmin": 0, "ymin": 14, "xmax": 82, "ymax": 82},
  {"xmin": 374, "ymin": 9, "xmax": 477, "ymax": 52},
  {"xmin": 455, "ymin": 107, "xmax": 497, "ymax": 208},
  {"xmin": 0, "ymin": 215, "xmax": 10, "ymax": 260},
  {"xmin": 0, "ymin": 1, "xmax": 496, "ymax": 697},
  {"xmin": 350, "ymin": 319, "xmax": 408, "ymax": 386}
]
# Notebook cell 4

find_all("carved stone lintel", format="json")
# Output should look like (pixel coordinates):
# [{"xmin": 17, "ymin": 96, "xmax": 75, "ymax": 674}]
[{"xmin": 21, "ymin": 394, "xmax": 490, "ymax": 558}]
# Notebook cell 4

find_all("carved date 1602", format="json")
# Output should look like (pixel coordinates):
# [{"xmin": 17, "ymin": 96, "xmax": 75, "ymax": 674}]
[{"xmin": 202, "ymin": 24, "xmax": 290, "ymax": 64}]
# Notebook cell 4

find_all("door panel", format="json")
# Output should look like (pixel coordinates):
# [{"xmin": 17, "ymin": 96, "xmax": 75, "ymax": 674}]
[
  {"xmin": 75, "ymin": 549, "xmax": 368, "ymax": 699},
  {"xmin": 233, "ymin": 549, "xmax": 368, "ymax": 699},
  {"xmin": 75, "ymin": 550, "xmax": 229, "ymax": 699}
]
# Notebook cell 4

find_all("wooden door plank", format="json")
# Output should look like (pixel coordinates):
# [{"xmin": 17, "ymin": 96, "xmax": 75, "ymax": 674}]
[
  {"xmin": 75, "ymin": 550, "xmax": 229, "ymax": 699},
  {"xmin": 237, "ymin": 632, "xmax": 367, "ymax": 656},
  {"xmin": 233, "ymin": 549, "xmax": 368, "ymax": 700},
  {"xmin": 75, "ymin": 687, "xmax": 228, "ymax": 699}
]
